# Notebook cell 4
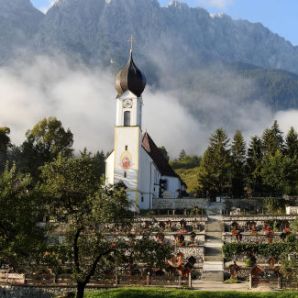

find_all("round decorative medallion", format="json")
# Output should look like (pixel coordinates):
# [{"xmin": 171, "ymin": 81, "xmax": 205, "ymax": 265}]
[{"xmin": 120, "ymin": 151, "xmax": 132, "ymax": 169}]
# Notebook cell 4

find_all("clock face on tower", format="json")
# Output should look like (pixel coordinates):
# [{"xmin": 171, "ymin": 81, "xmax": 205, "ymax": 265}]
[{"xmin": 122, "ymin": 99, "xmax": 133, "ymax": 108}]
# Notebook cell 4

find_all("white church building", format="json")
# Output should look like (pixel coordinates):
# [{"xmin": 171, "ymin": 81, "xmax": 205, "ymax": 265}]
[{"xmin": 105, "ymin": 49, "xmax": 186, "ymax": 211}]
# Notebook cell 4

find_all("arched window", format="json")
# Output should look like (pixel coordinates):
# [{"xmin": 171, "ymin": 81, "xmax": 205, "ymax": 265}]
[{"xmin": 124, "ymin": 111, "xmax": 131, "ymax": 127}]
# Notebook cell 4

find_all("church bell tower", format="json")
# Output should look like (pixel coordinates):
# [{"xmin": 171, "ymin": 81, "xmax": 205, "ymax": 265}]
[{"xmin": 109, "ymin": 49, "xmax": 147, "ymax": 210}]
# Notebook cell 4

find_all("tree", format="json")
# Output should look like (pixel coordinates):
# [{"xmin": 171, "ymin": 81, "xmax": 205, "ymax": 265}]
[
  {"xmin": 0, "ymin": 165, "xmax": 44, "ymax": 270},
  {"xmin": 246, "ymin": 136, "xmax": 264, "ymax": 196},
  {"xmin": 178, "ymin": 150, "xmax": 186, "ymax": 160},
  {"xmin": 262, "ymin": 120, "xmax": 284, "ymax": 156},
  {"xmin": 0, "ymin": 127, "xmax": 11, "ymax": 173},
  {"xmin": 197, "ymin": 129, "xmax": 231, "ymax": 198},
  {"xmin": 261, "ymin": 150, "xmax": 287, "ymax": 196},
  {"xmin": 158, "ymin": 146, "xmax": 170, "ymax": 162},
  {"xmin": 285, "ymin": 127, "xmax": 298, "ymax": 158},
  {"xmin": 20, "ymin": 117, "xmax": 73, "ymax": 177},
  {"xmin": 80, "ymin": 149, "xmax": 106, "ymax": 181},
  {"xmin": 231, "ymin": 131, "xmax": 246, "ymax": 198},
  {"xmin": 132, "ymin": 234, "xmax": 173, "ymax": 272},
  {"xmin": 40, "ymin": 154, "xmax": 132, "ymax": 298}
]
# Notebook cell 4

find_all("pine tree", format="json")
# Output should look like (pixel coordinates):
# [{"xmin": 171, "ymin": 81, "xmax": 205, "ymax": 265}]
[
  {"xmin": 0, "ymin": 127, "xmax": 11, "ymax": 173},
  {"xmin": 231, "ymin": 131, "xmax": 246, "ymax": 198},
  {"xmin": 261, "ymin": 150, "xmax": 288, "ymax": 196},
  {"xmin": 198, "ymin": 129, "xmax": 231, "ymax": 198},
  {"xmin": 262, "ymin": 120, "xmax": 284, "ymax": 156},
  {"xmin": 179, "ymin": 149, "xmax": 186, "ymax": 160},
  {"xmin": 246, "ymin": 136, "xmax": 263, "ymax": 196},
  {"xmin": 285, "ymin": 127, "xmax": 298, "ymax": 158}
]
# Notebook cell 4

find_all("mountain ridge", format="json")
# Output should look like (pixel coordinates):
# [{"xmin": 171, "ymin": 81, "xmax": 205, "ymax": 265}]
[{"xmin": 1, "ymin": 0, "xmax": 298, "ymax": 112}]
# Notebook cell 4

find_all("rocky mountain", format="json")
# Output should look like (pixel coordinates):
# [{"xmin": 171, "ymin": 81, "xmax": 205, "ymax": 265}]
[
  {"xmin": 0, "ymin": 0, "xmax": 43, "ymax": 65},
  {"xmin": 34, "ymin": 0, "xmax": 298, "ymax": 73},
  {"xmin": 1, "ymin": 0, "xmax": 298, "ymax": 111}
]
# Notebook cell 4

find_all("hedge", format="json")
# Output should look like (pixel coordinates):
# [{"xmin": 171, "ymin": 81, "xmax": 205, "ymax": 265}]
[{"xmin": 223, "ymin": 243, "xmax": 297, "ymax": 261}]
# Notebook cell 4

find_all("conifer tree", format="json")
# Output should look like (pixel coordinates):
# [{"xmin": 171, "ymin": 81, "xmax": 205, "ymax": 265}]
[
  {"xmin": 262, "ymin": 120, "xmax": 284, "ymax": 156},
  {"xmin": 285, "ymin": 127, "xmax": 298, "ymax": 158},
  {"xmin": 246, "ymin": 136, "xmax": 263, "ymax": 196},
  {"xmin": 0, "ymin": 127, "xmax": 11, "ymax": 173},
  {"xmin": 231, "ymin": 130, "xmax": 246, "ymax": 198},
  {"xmin": 198, "ymin": 129, "xmax": 231, "ymax": 198},
  {"xmin": 261, "ymin": 150, "xmax": 287, "ymax": 196}
]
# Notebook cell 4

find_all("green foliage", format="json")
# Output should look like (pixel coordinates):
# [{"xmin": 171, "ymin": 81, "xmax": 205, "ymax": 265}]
[
  {"xmin": 171, "ymin": 150, "xmax": 200, "ymax": 170},
  {"xmin": 25, "ymin": 117, "xmax": 73, "ymax": 158},
  {"xmin": 231, "ymin": 131, "xmax": 246, "ymax": 198},
  {"xmin": 285, "ymin": 127, "xmax": 298, "ymax": 158},
  {"xmin": 85, "ymin": 288, "xmax": 298, "ymax": 298},
  {"xmin": 0, "ymin": 165, "xmax": 45, "ymax": 270},
  {"xmin": 263, "ymin": 197, "xmax": 286, "ymax": 214},
  {"xmin": 19, "ymin": 117, "xmax": 73, "ymax": 177},
  {"xmin": 261, "ymin": 151, "xmax": 296, "ymax": 196},
  {"xmin": 158, "ymin": 146, "xmax": 170, "ymax": 162},
  {"xmin": 246, "ymin": 136, "xmax": 264, "ymax": 196},
  {"xmin": 0, "ymin": 127, "xmax": 11, "ymax": 173},
  {"xmin": 132, "ymin": 235, "xmax": 173, "ymax": 270},
  {"xmin": 39, "ymin": 154, "xmax": 132, "ymax": 298},
  {"xmin": 262, "ymin": 120, "xmax": 284, "ymax": 156},
  {"xmin": 0, "ymin": 127, "xmax": 10, "ymax": 153},
  {"xmin": 175, "ymin": 167, "xmax": 200, "ymax": 195},
  {"xmin": 223, "ymin": 243, "xmax": 296, "ymax": 262},
  {"xmin": 197, "ymin": 129, "xmax": 231, "ymax": 198},
  {"xmin": 290, "ymin": 218, "xmax": 298, "ymax": 233}
]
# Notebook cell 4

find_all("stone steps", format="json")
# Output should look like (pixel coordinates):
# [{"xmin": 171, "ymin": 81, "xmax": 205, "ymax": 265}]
[
  {"xmin": 202, "ymin": 216, "xmax": 224, "ymax": 282},
  {"xmin": 201, "ymin": 271, "xmax": 224, "ymax": 282},
  {"xmin": 204, "ymin": 255, "xmax": 223, "ymax": 262}
]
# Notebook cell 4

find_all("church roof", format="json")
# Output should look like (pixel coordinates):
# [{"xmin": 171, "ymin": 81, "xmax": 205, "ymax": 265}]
[
  {"xmin": 142, "ymin": 132, "xmax": 181, "ymax": 179},
  {"xmin": 115, "ymin": 50, "xmax": 147, "ymax": 98}
]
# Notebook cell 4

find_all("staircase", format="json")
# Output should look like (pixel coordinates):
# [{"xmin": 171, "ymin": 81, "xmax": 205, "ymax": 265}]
[{"xmin": 202, "ymin": 215, "xmax": 224, "ymax": 282}]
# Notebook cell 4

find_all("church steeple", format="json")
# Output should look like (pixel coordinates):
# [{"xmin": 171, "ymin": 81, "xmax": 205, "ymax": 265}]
[{"xmin": 115, "ymin": 50, "xmax": 147, "ymax": 98}]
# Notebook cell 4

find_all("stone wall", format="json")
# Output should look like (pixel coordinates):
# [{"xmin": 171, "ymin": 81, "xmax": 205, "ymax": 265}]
[{"xmin": 152, "ymin": 198, "xmax": 209, "ymax": 210}]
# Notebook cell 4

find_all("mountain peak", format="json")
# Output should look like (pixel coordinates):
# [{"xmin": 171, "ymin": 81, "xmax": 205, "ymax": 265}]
[{"xmin": 168, "ymin": 0, "xmax": 189, "ymax": 9}]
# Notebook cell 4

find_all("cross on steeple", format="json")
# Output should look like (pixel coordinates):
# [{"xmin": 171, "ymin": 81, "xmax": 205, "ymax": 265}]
[{"xmin": 129, "ymin": 35, "xmax": 135, "ymax": 52}]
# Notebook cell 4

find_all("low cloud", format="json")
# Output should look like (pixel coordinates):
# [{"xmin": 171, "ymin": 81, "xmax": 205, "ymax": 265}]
[{"xmin": 0, "ymin": 55, "xmax": 298, "ymax": 158}]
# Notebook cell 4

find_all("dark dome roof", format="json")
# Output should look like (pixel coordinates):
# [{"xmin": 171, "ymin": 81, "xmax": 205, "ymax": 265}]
[{"xmin": 115, "ymin": 50, "xmax": 146, "ymax": 97}]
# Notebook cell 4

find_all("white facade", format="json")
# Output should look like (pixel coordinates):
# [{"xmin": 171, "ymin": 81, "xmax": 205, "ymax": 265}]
[{"xmin": 105, "ymin": 53, "xmax": 186, "ymax": 211}]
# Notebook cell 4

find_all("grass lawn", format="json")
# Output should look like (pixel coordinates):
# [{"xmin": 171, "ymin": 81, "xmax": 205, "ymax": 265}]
[{"xmin": 85, "ymin": 288, "xmax": 298, "ymax": 298}]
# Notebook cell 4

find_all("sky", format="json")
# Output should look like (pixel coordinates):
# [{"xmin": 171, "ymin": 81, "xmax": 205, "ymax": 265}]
[{"xmin": 31, "ymin": 0, "xmax": 298, "ymax": 46}]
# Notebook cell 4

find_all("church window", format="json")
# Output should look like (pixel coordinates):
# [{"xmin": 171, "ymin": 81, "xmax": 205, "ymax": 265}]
[
  {"xmin": 124, "ymin": 111, "xmax": 131, "ymax": 127},
  {"xmin": 141, "ymin": 196, "xmax": 144, "ymax": 202},
  {"xmin": 124, "ymin": 171, "xmax": 127, "ymax": 178}
]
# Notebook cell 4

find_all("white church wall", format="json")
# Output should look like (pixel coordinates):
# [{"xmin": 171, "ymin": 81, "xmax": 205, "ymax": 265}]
[
  {"xmin": 139, "ymin": 148, "xmax": 161, "ymax": 210},
  {"xmin": 105, "ymin": 151, "xmax": 115, "ymax": 185},
  {"xmin": 113, "ymin": 126, "xmax": 141, "ymax": 187},
  {"xmin": 162, "ymin": 176, "xmax": 181, "ymax": 199}
]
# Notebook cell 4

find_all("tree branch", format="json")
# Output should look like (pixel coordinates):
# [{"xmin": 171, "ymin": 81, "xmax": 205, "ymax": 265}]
[
  {"xmin": 84, "ymin": 248, "xmax": 113, "ymax": 285},
  {"xmin": 73, "ymin": 227, "xmax": 83, "ymax": 274}
]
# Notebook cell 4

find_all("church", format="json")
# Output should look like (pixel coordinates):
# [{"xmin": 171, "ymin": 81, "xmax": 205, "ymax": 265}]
[{"xmin": 105, "ymin": 49, "xmax": 186, "ymax": 211}]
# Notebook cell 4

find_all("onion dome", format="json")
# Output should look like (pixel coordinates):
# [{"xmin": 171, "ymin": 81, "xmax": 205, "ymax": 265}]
[{"xmin": 115, "ymin": 50, "xmax": 147, "ymax": 97}]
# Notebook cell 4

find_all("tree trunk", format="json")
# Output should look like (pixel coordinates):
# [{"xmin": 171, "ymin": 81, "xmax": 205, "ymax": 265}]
[{"xmin": 76, "ymin": 282, "xmax": 86, "ymax": 298}]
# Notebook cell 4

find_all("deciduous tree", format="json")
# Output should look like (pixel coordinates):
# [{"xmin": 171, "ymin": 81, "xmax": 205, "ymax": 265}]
[{"xmin": 40, "ymin": 154, "xmax": 132, "ymax": 298}]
